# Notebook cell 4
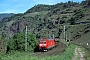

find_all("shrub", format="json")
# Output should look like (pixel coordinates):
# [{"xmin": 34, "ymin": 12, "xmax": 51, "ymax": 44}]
[{"xmin": 7, "ymin": 32, "xmax": 38, "ymax": 52}]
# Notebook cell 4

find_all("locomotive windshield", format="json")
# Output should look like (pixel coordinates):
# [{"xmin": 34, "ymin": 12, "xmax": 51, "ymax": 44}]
[{"xmin": 39, "ymin": 41, "xmax": 46, "ymax": 44}]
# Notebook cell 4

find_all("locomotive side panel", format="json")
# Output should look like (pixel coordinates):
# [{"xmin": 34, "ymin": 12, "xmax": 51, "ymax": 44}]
[{"xmin": 47, "ymin": 39, "xmax": 55, "ymax": 49}]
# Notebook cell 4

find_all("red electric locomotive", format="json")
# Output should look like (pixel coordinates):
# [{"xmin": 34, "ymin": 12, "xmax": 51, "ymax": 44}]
[{"xmin": 39, "ymin": 38, "xmax": 55, "ymax": 51}]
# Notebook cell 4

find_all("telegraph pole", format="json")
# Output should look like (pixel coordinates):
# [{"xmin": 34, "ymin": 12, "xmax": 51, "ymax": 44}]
[
  {"xmin": 53, "ymin": 34, "xmax": 55, "ymax": 39},
  {"xmin": 66, "ymin": 34, "xmax": 67, "ymax": 41},
  {"xmin": 64, "ymin": 25, "xmax": 66, "ymax": 40},
  {"xmin": 25, "ymin": 26, "xmax": 27, "ymax": 51}
]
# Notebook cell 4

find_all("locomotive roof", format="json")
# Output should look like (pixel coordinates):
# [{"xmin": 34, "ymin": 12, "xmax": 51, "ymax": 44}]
[
  {"xmin": 48, "ymin": 39, "xmax": 54, "ymax": 40},
  {"xmin": 40, "ymin": 38, "xmax": 54, "ymax": 40}
]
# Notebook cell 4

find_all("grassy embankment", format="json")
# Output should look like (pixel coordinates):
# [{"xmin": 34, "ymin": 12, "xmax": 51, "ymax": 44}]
[{"xmin": 79, "ymin": 47, "xmax": 90, "ymax": 60}]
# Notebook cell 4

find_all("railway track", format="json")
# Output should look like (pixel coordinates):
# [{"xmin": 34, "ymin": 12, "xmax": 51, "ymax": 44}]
[{"xmin": 33, "ymin": 42, "xmax": 66, "ymax": 57}]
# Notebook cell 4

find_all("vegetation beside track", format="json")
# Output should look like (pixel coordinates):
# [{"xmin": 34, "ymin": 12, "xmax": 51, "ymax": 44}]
[{"xmin": 0, "ymin": 44, "xmax": 75, "ymax": 60}]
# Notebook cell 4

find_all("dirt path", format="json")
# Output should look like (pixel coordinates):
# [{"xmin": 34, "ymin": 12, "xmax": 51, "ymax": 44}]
[{"xmin": 72, "ymin": 47, "xmax": 84, "ymax": 60}]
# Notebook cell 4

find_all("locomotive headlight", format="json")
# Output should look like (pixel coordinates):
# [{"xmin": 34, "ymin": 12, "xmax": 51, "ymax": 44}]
[
  {"xmin": 39, "ymin": 44, "xmax": 46, "ymax": 47},
  {"xmin": 44, "ymin": 44, "xmax": 46, "ymax": 46},
  {"xmin": 39, "ymin": 44, "xmax": 42, "ymax": 46}
]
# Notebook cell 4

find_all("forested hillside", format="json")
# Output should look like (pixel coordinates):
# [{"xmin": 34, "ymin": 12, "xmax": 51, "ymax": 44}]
[
  {"xmin": 0, "ymin": 0, "xmax": 90, "ymax": 47},
  {"xmin": 0, "ymin": 1, "xmax": 80, "ymax": 38},
  {"xmin": 0, "ymin": 13, "xmax": 14, "ymax": 21}
]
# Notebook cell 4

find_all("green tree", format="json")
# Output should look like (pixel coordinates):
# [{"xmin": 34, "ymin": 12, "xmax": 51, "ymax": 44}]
[
  {"xmin": 81, "ymin": 0, "xmax": 90, "ymax": 6},
  {"xmin": 69, "ymin": 18, "xmax": 75, "ymax": 25},
  {"xmin": 1, "ymin": 33, "xmax": 6, "ymax": 39},
  {"xmin": 7, "ymin": 32, "xmax": 38, "ymax": 52},
  {"xmin": 27, "ymin": 33, "xmax": 38, "ymax": 51}
]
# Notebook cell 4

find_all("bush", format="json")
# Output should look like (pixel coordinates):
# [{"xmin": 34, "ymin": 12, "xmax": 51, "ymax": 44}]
[
  {"xmin": 69, "ymin": 17, "xmax": 75, "ymax": 25},
  {"xmin": 7, "ymin": 32, "xmax": 38, "ymax": 52}
]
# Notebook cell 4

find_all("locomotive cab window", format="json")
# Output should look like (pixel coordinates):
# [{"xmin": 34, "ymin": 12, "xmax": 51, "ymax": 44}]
[{"xmin": 39, "ymin": 41, "xmax": 46, "ymax": 44}]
